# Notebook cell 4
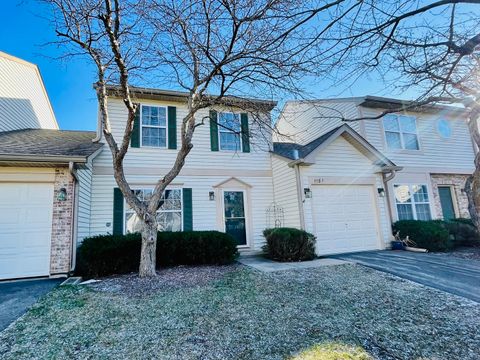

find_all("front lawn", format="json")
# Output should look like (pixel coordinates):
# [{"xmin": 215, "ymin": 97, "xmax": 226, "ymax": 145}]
[{"xmin": 1, "ymin": 264, "xmax": 479, "ymax": 359}]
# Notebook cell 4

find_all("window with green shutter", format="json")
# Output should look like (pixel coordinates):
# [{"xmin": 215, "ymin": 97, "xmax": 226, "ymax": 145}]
[
  {"xmin": 168, "ymin": 106, "xmax": 177, "ymax": 149},
  {"xmin": 130, "ymin": 106, "xmax": 141, "ymax": 148},
  {"xmin": 240, "ymin": 113, "xmax": 250, "ymax": 153},
  {"xmin": 113, "ymin": 188, "xmax": 124, "ymax": 234},
  {"xmin": 210, "ymin": 110, "xmax": 219, "ymax": 151}
]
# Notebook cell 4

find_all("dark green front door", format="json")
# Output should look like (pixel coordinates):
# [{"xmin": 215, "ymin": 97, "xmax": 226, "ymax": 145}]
[
  {"xmin": 438, "ymin": 186, "xmax": 456, "ymax": 220},
  {"xmin": 223, "ymin": 191, "xmax": 247, "ymax": 246}
]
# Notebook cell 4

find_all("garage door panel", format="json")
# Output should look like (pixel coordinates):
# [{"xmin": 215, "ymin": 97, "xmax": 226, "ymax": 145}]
[
  {"xmin": 312, "ymin": 184, "xmax": 381, "ymax": 256},
  {"xmin": 0, "ymin": 183, "xmax": 53, "ymax": 280}
]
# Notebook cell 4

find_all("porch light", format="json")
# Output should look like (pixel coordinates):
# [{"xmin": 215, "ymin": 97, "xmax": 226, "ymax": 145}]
[
  {"xmin": 303, "ymin": 188, "xmax": 312, "ymax": 199},
  {"xmin": 209, "ymin": 191, "xmax": 215, "ymax": 201},
  {"xmin": 377, "ymin": 188, "xmax": 386, "ymax": 197},
  {"xmin": 57, "ymin": 187, "xmax": 67, "ymax": 201}
]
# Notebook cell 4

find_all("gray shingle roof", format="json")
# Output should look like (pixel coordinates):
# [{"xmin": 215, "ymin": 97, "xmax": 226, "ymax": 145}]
[
  {"xmin": 0, "ymin": 129, "xmax": 102, "ymax": 160},
  {"xmin": 272, "ymin": 126, "xmax": 341, "ymax": 160}
]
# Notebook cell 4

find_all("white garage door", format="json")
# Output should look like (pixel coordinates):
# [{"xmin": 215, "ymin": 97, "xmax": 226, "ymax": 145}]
[
  {"xmin": 312, "ymin": 185, "xmax": 381, "ymax": 256},
  {"xmin": 0, "ymin": 183, "xmax": 53, "ymax": 280}
]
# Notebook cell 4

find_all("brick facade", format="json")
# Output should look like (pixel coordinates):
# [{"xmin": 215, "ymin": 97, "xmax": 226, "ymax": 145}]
[
  {"xmin": 430, "ymin": 174, "xmax": 470, "ymax": 219},
  {"xmin": 50, "ymin": 167, "xmax": 74, "ymax": 274}
]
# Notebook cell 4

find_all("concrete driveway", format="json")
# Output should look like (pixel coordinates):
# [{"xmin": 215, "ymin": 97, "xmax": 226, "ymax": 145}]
[
  {"xmin": 0, "ymin": 278, "xmax": 61, "ymax": 331},
  {"xmin": 332, "ymin": 250, "xmax": 480, "ymax": 303}
]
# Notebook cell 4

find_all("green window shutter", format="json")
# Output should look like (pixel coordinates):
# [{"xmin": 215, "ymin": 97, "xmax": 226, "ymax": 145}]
[
  {"xmin": 241, "ymin": 113, "xmax": 250, "ymax": 153},
  {"xmin": 210, "ymin": 110, "xmax": 219, "ymax": 151},
  {"xmin": 131, "ymin": 105, "xmax": 141, "ymax": 148},
  {"xmin": 168, "ymin": 106, "xmax": 177, "ymax": 149},
  {"xmin": 113, "ymin": 187, "xmax": 124, "ymax": 235},
  {"xmin": 183, "ymin": 188, "xmax": 193, "ymax": 231}
]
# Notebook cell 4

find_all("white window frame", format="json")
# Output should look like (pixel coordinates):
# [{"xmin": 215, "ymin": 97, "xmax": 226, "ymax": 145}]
[
  {"xmin": 124, "ymin": 188, "xmax": 183, "ymax": 234},
  {"xmin": 393, "ymin": 184, "xmax": 432, "ymax": 221},
  {"xmin": 221, "ymin": 188, "xmax": 249, "ymax": 248},
  {"xmin": 140, "ymin": 104, "xmax": 168, "ymax": 148},
  {"xmin": 218, "ymin": 112, "xmax": 242, "ymax": 152},
  {"xmin": 383, "ymin": 114, "xmax": 420, "ymax": 151}
]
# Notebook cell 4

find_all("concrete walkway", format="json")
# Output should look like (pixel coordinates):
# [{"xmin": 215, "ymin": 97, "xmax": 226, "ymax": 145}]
[
  {"xmin": 0, "ymin": 278, "xmax": 61, "ymax": 331},
  {"xmin": 238, "ymin": 256, "xmax": 348, "ymax": 272},
  {"xmin": 333, "ymin": 250, "xmax": 480, "ymax": 303}
]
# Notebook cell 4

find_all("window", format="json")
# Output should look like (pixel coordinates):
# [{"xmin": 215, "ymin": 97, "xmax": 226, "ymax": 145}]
[
  {"xmin": 124, "ymin": 189, "xmax": 182, "ymax": 234},
  {"xmin": 141, "ymin": 105, "xmax": 167, "ymax": 147},
  {"xmin": 394, "ymin": 184, "xmax": 431, "ymax": 221},
  {"xmin": 218, "ymin": 112, "xmax": 241, "ymax": 151},
  {"xmin": 437, "ymin": 119, "xmax": 452, "ymax": 139},
  {"xmin": 383, "ymin": 114, "xmax": 419, "ymax": 150}
]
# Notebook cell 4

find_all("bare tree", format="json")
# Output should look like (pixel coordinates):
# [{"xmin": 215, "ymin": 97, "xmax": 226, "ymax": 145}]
[
  {"xmin": 316, "ymin": 0, "xmax": 480, "ymax": 228},
  {"xmin": 43, "ymin": 0, "xmax": 351, "ymax": 277}
]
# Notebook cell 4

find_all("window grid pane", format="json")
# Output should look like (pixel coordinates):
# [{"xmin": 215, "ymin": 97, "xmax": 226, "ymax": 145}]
[
  {"xmin": 218, "ymin": 112, "xmax": 241, "ymax": 151},
  {"xmin": 141, "ymin": 105, "xmax": 167, "ymax": 147},
  {"xmin": 125, "ymin": 188, "xmax": 182, "ymax": 233},
  {"xmin": 395, "ymin": 184, "xmax": 431, "ymax": 221},
  {"xmin": 384, "ymin": 114, "xmax": 419, "ymax": 150}
]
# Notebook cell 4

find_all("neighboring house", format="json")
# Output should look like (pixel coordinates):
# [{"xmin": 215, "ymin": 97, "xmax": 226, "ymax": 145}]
[
  {"xmin": 273, "ymin": 96, "xmax": 475, "ymax": 255},
  {"xmin": 84, "ymin": 86, "xmax": 277, "ymax": 251},
  {"xmin": 0, "ymin": 51, "xmax": 58, "ymax": 131},
  {"xmin": 0, "ymin": 52, "xmax": 101, "ymax": 280}
]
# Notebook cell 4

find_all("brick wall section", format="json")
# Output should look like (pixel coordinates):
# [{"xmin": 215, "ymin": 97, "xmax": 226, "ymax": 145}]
[
  {"xmin": 431, "ymin": 174, "xmax": 470, "ymax": 219},
  {"xmin": 50, "ymin": 167, "xmax": 74, "ymax": 274}
]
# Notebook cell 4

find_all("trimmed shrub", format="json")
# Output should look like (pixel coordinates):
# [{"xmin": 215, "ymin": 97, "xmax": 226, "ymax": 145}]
[
  {"xmin": 76, "ymin": 233, "xmax": 142, "ymax": 278},
  {"xmin": 262, "ymin": 227, "xmax": 316, "ymax": 262},
  {"xmin": 445, "ymin": 219, "xmax": 480, "ymax": 247},
  {"xmin": 393, "ymin": 220, "xmax": 451, "ymax": 252},
  {"xmin": 76, "ymin": 231, "xmax": 238, "ymax": 278}
]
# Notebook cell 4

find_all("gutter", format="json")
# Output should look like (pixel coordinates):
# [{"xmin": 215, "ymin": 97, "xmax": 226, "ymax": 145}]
[
  {"xmin": 92, "ymin": 109, "xmax": 102, "ymax": 143},
  {"xmin": 381, "ymin": 166, "xmax": 404, "ymax": 227},
  {"xmin": 68, "ymin": 161, "xmax": 79, "ymax": 274},
  {"xmin": 0, "ymin": 154, "xmax": 87, "ymax": 163}
]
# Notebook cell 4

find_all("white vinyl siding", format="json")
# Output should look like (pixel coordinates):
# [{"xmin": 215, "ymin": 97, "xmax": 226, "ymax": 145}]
[
  {"xmin": 299, "ymin": 136, "xmax": 391, "ymax": 248},
  {"xmin": 271, "ymin": 156, "xmax": 301, "ymax": 228},
  {"xmin": 89, "ymin": 173, "xmax": 274, "ymax": 250},
  {"xmin": 362, "ymin": 107, "xmax": 474, "ymax": 172},
  {"xmin": 274, "ymin": 100, "xmax": 362, "ymax": 144},
  {"xmin": 0, "ymin": 52, "xmax": 58, "ymax": 131},
  {"xmin": 94, "ymin": 98, "xmax": 271, "ymax": 171},
  {"xmin": 76, "ymin": 162, "xmax": 94, "ymax": 242}
]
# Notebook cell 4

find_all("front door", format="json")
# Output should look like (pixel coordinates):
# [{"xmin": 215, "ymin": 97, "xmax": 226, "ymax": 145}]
[
  {"xmin": 223, "ymin": 191, "xmax": 247, "ymax": 246},
  {"xmin": 438, "ymin": 186, "xmax": 456, "ymax": 220}
]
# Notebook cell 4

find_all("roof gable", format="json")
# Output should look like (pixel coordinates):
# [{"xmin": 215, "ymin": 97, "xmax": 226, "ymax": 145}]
[{"xmin": 272, "ymin": 124, "xmax": 395, "ymax": 167}]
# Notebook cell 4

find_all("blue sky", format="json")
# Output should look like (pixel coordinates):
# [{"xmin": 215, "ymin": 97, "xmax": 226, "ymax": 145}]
[{"xmin": 1, "ymin": 1, "xmax": 412, "ymax": 131}]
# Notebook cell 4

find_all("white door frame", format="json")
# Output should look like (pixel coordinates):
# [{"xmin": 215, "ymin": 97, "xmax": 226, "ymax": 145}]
[{"xmin": 221, "ymin": 188, "xmax": 250, "ymax": 248}]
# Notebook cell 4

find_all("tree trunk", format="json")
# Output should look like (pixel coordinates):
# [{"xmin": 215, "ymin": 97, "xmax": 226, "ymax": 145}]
[
  {"xmin": 466, "ymin": 169, "xmax": 480, "ymax": 230},
  {"xmin": 139, "ymin": 216, "xmax": 157, "ymax": 277}
]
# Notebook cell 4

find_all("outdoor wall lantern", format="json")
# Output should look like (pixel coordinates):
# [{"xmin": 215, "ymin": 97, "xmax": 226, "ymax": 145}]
[
  {"xmin": 57, "ymin": 187, "xmax": 67, "ymax": 201},
  {"xmin": 304, "ymin": 188, "xmax": 312, "ymax": 199},
  {"xmin": 377, "ymin": 188, "xmax": 386, "ymax": 197},
  {"xmin": 209, "ymin": 191, "xmax": 215, "ymax": 201}
]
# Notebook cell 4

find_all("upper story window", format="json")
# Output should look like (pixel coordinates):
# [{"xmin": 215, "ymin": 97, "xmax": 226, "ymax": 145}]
[
  {"xmin": 383, "ymin": 114, "xmax": 419, "ymax": 150},
  {"xmin": 218, "ymin": 112, "xmax": 242, "ymax": 151},
  {"xmin": 394, "ymin": 184, "xmax": 431, "ymax": 221},
  {"xmin": 141, "ymin": 105, "xmax": 167, "ymax": 147},
  {"xmin": 124, "ymin": 189, "xmax": 182, "ymax": 234},
  {"xmin": 437, "ymin": 119, "xmax": 452, "ymax": 139}
]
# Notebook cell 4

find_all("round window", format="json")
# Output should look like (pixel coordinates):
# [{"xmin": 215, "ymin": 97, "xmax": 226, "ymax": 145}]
[{"xmin": 437, "ymin": 119, "xmax": 452, "ymax": 139}]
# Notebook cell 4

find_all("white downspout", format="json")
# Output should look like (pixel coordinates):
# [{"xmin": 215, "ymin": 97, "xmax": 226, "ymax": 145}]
[
  {"xmin": 69, "ymin": 161, "xmax": 80, "ymax": 274},
  {"xmin": 294, "ymin": 164, "xmax": 306, "ymax": 230},
  {"xmin": 382, "ymin": 166, "xmax": 403, "ymax": 226},
  {"xmin": 92, "ymin": 108, "xmax": 102, "ymax": 143}
]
